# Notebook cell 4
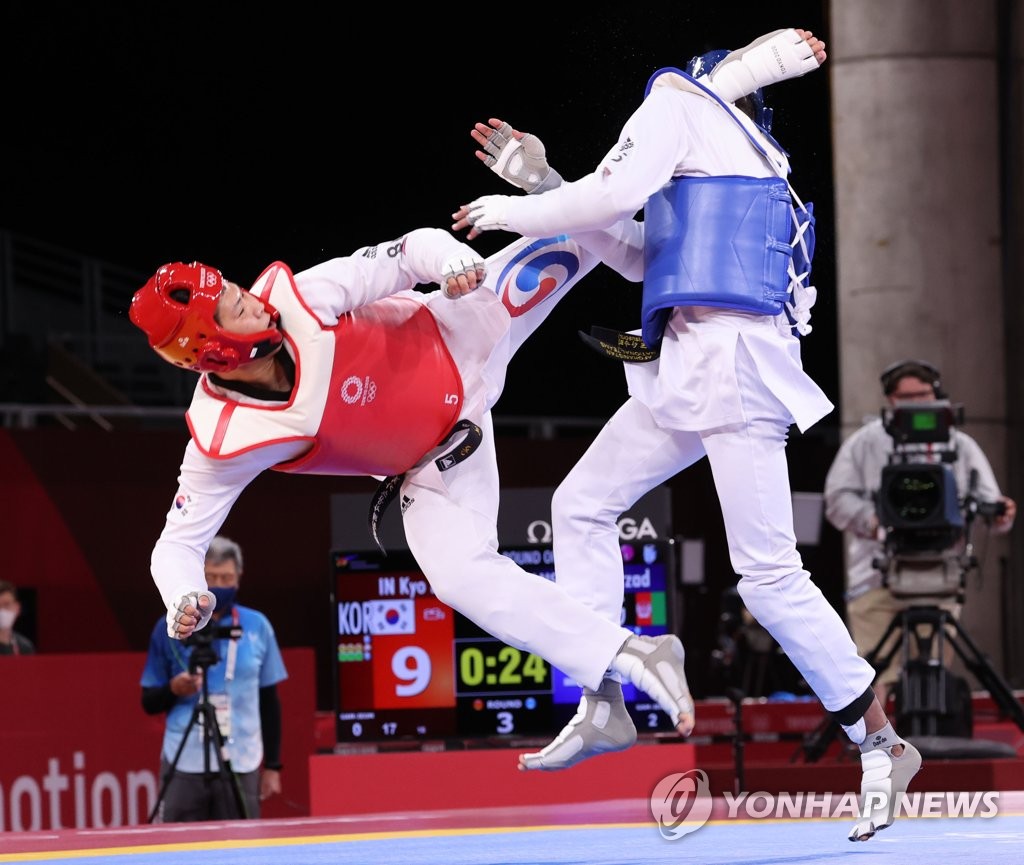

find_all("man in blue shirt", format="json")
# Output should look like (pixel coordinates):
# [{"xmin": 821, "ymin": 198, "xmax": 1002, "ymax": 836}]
[{"xmin": 140, "ymin": 536, "xmax": 287, "ymax": 821}]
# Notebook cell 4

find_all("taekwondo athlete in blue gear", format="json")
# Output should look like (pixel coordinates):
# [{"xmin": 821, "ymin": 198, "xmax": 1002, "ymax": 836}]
[
  {"xmin": 639, "ymin": 57, "xmax": 816, "ymax": 349},
  {"xmin": 453, "ymin": 26, "xmax": 921, "ymax": 844}
]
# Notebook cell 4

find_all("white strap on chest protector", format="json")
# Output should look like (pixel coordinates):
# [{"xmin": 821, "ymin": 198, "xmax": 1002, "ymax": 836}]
[{"xmin": 786, "ymin": 184, "xmax": 816, "ymax": 336}]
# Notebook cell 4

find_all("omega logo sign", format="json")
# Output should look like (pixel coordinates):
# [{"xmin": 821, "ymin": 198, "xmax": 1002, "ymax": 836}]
[{"xmin": 525, "ymin": 517, "xmax": 658, "ymax": 544}]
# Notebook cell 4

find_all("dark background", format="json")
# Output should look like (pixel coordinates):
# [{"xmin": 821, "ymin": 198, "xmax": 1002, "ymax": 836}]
[
  {"xmin": 0, "ymin": 1, "xmax": 837, "ymax": 420},
  {"xmin": 0, "ymin": 3, "xmax": 841, "ymax": 710}
]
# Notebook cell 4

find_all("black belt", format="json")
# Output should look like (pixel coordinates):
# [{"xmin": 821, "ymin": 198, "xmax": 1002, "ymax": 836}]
[
  {"xmin": 368, "ymin": 419, "xmax": 483, "ymax": 554},
  {"xmin": 577, "ymin": 325, "xmax": 660, "ymax": 362}
]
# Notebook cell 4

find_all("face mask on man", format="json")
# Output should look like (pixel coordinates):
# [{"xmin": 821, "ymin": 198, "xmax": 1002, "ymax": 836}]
[
  {"xmin": 0, "ymin": 609, "xmax": 17, "ymax": 630},
  {"xmin": 209, "ymin": 586, "xmax": 238, "ymax": 615}
]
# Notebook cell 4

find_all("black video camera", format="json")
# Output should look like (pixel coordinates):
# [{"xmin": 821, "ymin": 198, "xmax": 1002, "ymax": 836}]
[
  {"xmin": 877, "ymin": 400, "xmax": 1005, "ymax": 558},
  {"xmin": 877, "ymin": 401, "xmax": 964, "ymax": 556},
  {"xmin": 185, "ymin": 623, "xmax": 243, "ymax": 671}
]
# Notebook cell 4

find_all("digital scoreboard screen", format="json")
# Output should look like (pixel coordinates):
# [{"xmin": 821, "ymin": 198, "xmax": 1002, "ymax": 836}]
[{"xmin": 331, "ymin": 540, "xmax": 677, "ymax": 745}]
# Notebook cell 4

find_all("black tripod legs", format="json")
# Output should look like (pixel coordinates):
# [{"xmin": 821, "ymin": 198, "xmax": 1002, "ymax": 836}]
[{"xmin": 147, "ymin": 700, "xmax": 248, "ymax": 823}]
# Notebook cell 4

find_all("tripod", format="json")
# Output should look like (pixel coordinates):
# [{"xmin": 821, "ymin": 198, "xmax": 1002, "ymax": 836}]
[
  {"xmin": 799, "ymin": 510, "xmax": 1024, "ymax": 762},
  {"xmin": 800, "ymin": 599, "xmax": 1024, "ymax": 761},
  {"xmin": 148, "ymin": 640, "xmax": 247, "ymax": 823},
  {"xmin": 871, "ymin": 602, "xmax": 1024, "ymax": 733},
  {"xmin": 724, "ymin": 688, "xmax": 746, "ymax": 797}
]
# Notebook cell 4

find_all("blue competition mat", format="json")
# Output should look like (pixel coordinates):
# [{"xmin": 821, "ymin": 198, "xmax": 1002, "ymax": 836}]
[{"xmin": 3, "ymin": 812, "xmax": 1023, "ymax": 865}]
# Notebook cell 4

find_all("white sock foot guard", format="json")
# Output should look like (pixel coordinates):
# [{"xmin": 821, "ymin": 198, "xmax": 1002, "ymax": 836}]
[
  {"xmin": 609, "ymin": 634, "xmax": 695, "ymax": 735},
  {"xmin": 849, "ymin": 739, "xmax": 923, "ymax": 841},
  {"xmin": 518, "ymin": 678, "xmax": 638, "ymax": 771}
]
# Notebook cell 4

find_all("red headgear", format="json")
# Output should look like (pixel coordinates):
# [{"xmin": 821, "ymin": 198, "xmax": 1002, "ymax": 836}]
[{"xmin": 129, "ymin": 262, "xmax": 283, "ymax": 372}]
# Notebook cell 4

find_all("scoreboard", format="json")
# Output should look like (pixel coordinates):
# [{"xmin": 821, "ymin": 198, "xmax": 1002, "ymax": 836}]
[{"xmin": 331, "ymin": 540, "xmax": 678, "ymax": 745}]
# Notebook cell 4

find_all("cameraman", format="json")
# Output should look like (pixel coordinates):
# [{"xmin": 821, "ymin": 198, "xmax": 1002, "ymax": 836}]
[
  {"xmin": 140, "ymin": 536, "xmax": 288, "ymax": 821},
  {"xmin": 824, "ymin": 359, "xmax": 1015, "ymax": 704}
]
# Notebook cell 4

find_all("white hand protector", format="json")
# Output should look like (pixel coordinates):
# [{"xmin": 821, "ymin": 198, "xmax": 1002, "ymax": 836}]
[
  {"xmin": 463, "ymin": 195, "xmax": 512, "ymax": 233},
  {"xmin": 165, "ymin": 586, "xmax": 216, "ymax": 639},
  {"xmin": 440, "ymin": 249, "xmax": 487, "ymax": 297},
  {"xmin": 708, "ymin": 28, "xmax": 821, "ymax": 103},
  {"xmin": 483, "ymin": 122, "xmax": 563, "ymax": 194}
]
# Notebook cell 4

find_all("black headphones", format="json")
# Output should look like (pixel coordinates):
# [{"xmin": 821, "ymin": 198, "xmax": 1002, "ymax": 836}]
[{"xmin": 879, "ymin": 358, "xmax": 946, "ymax": 399}]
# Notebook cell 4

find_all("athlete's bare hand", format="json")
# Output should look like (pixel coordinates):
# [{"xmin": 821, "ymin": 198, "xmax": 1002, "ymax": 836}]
[
  {"xmin": 795, "ymin": 28, "xmax": 826, "ymax": 65},
  {"xmin": 470, "ymin": 117, "xmax": 526, "ymax": 166}
]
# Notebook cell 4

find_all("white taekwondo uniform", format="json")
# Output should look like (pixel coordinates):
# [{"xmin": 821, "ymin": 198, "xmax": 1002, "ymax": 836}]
[
  {"xmin": 147, "ymin": 228, "xmax": 644, "ymax": 690},
  {"xmin": 486, "ymin": 70, "xmax": 875, "ymax": 713}
]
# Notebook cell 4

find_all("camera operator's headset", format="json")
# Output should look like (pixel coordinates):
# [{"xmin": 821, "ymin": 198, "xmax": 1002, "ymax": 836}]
[{"xmin": 880, "ymin": 358, "xmax": 947, "ymax": 400}]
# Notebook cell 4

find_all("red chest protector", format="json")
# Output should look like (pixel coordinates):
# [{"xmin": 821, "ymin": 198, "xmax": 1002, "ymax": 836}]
[
  {"xmin": 284, "ymin": 298, "xmax": 464, "ymax": 476},
  {"xmin": 187, "ymin": 263, "xmax": 464, "ymax": 477}
]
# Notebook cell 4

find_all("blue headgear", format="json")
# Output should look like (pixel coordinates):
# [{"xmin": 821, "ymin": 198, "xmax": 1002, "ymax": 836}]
[{"xmin": 685, "ymin": 49, "xmax": 773, "ymax": 134}]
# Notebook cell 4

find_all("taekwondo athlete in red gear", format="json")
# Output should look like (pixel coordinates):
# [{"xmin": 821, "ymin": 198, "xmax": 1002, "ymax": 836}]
[
  {"xmin": 129, "ymin": 226, "xmax": 697, "ymax": 745},
  {"xmin": 453, "ymin": 27, "xmax": 922, "ymax": 843}
]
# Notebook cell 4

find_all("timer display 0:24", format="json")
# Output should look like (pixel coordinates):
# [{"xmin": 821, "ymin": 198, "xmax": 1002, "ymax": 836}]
[{"xmin": 456, "ymin": 643, "xmax": 550, "ymax": 693}]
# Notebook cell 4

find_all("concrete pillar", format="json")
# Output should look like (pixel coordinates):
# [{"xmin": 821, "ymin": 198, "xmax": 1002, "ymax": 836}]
[
  {"xmin": 829, "ymin": 1, "xmax": 1018, "ymax": 681},
  {"xmin": 1002, "ymin": 0, "xmax": 1024, "ymax": 686}
]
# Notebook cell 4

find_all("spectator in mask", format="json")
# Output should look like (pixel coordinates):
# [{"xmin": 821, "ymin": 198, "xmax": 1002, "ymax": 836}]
[
  {"xmin": 0, "ymin": 580, "xmax": 36, "ymax": 656},
  {"xmin": 140, "ymin": 536, "xmax": 287, "ymax": 821}
]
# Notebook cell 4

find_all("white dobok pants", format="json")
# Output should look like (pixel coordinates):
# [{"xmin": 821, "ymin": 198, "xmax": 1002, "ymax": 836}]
[
  {"xmin": 551, "ymin": 347, "xmax": 875, "ymax": 713},
  {"xmin": 400, "ymin": 235, "xmax": 637, "ymax": 691}
]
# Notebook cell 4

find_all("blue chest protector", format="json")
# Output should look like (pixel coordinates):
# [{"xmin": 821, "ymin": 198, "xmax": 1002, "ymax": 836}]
[{"xmin": 639, "ymin": 69, "xmax": 816, "ymax": 349}]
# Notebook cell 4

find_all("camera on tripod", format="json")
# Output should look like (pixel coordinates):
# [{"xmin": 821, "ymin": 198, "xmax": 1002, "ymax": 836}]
[
  {"xmin": 149, "ymin": 619, "xmax": 248, "ymax": 823},
  {"xmin": 184, "ymin": 623, "xmax": 243, "ymax": 672},
  {"xmin": 803, "ymin": 394, "xmax": 1024, "ymax": 753},
  {"xmin": 874, "ymin": 400, "xmax": 964, "ymax": 597},
  {"xmin": 873, "ymin": 399, "xmax": 1006, "ymax": 599}
]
